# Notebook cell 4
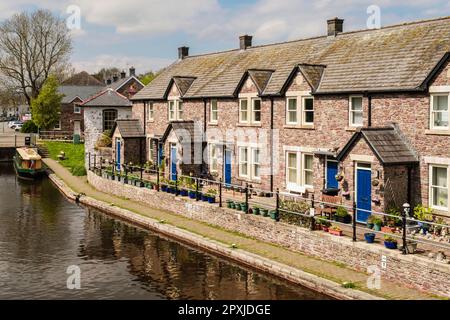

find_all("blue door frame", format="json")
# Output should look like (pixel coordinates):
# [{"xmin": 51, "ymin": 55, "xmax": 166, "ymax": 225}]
[
  {"xmin": 116, "ymin": 139, "xmax": 121, "ymax": 171},
  {"xmin": 224, "ymin": 149, "xmax": 232, "ymax": 186},
  {"xmin": 356, "ymin": 166, "xmax": 372, "ymax": 223},
  {"xmin": 170, "ymin": 145, "xmax": 177, "ymax": 181},
  {"xmin": 326, "ymin": 161, "xmax": 339, "ymax": 189}
]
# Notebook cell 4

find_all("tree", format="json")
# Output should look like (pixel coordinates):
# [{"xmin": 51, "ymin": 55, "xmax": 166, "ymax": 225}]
[
  {"xmin": 31, "ymin": 75, "xmax": 63, "ymax": 130},
  {"xmin": 139, "ymin": 70, "xmax": 161, "ymax": 85},
  {"xmin": 93, "ymin": 67, "xmax": 121, "ymax": 82},
  {"xmin": 0, "ymin": 9, "xmax": 72, "ymax": 105}
]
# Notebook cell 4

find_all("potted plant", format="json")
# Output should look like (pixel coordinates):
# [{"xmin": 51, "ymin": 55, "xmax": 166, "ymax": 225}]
[
  {"xmin": 252, "ymin": 206, "xmax": 260, "ymax": 215},
  {"xmin": 384, "ymin": 235, "xmax": 398, "ymax": 249},
  {"xmin": 269, "ymin": 209, "xmax": 279, "ymax": 221},
  {"xmin": 414, "ymin": 204, "xmax": 433, "ymax": 234},
  {"xmin": 373, "ymin": 217, "xmax": 383, "ymax": 231},
  {"xmin": 329, "ymin": 226, "xmax": 343, "ymax": 236},
  {"xmin": 318, "ymin": 217, "xmax": 331, "ymax": 232},
  {"xmin": 366, "ymin": 215, "xmax": 376, "ymax": 229},
  {"xmin": 226, "ymin": 199, "xmax": 233, "ymax": 208},
  {"xmin": 230, "ymin": 201, "xmax": 236, "ymax": 209},
  {"xmin": 234, "ymin": 202, "xmax": 241, "ymax": 211},
  {"xmin": 206, "ymin": 189, "xmax": 217, "ymax": 203},
  {"xmin": 364, "ymin": 233, "xmax": 376, "ymax": 243},
  {"xmin": 188, "ymin": 183, "xmax": 197, "ymax": 199},
  {"xmin": 335, "ymin": 173, "xmax": 344, "ymax": 182},
  {"xmin": 240, "ymin": 202, "xmax": 248, "ymax": 212},
  {"xmin": 334, "ymin": 207, "xmax": 351, "ymax": 224},
  {"xmin": 260, "ymin": 208, "xmax": 269, "ymax": 217}
]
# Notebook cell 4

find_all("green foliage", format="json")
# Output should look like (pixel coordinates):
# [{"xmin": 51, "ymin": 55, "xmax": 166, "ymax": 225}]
[
  {"xmin": 20, "ymin": 120, "xmax": 38, "ymax": 133},
  {"xmin": 279, "ymin": 200, "xmax": 312, "ymax": 227},
  {"xmin": 95, "ymin": 130, "xmax": 112, "ymax": 149},
  {"xmin": 139, "ymin": 71, "xmax": 157, "ymax": 85},
  {"xmin": 44, "ymin": 141, "xmax": 85, "ymax": 176},
  {"xmin": 31, "ymin": 75, "xmax": 63, "ymax": 129},
  {"xmin": 413, "ymin": 204, "xmax": 433, "ymax": 222},
  {"xmin": 386, "ymin": 207, "xmax": 402, "ymax": 226},
  {"xmin": 341, "ymin": 282, "xmax": 356, "ymax": 289},
  {"xmin": 335, "ymin": 206, "xmax": 350, "ymax": 217},
  {"xmin": 384, "ymin": 235, "xmax": 397, "ymax": 243},
  {"xmin": 206, "ymin": 188, "xmax": 217, "ymax": 197}
]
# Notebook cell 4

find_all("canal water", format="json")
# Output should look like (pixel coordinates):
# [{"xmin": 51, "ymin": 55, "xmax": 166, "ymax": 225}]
[{"xmin": 0, "ymin": 163, "xmax": 330, "ymax": 300}]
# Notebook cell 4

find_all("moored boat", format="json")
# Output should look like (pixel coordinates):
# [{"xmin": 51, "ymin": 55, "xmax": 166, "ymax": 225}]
[{"xmin": 13, "ymin": 147, "xmax": 45, "ymax": 179}]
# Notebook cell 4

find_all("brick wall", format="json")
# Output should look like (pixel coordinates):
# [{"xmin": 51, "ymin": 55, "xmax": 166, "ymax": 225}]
[{"xmin": 88, "ymin": 171, "xmax": 450, "ymax": 298}]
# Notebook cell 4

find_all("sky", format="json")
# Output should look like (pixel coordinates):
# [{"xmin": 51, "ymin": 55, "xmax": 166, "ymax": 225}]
[{"xmin": 1, "ymin": 0, "xmax": 450, "ymax": 75}]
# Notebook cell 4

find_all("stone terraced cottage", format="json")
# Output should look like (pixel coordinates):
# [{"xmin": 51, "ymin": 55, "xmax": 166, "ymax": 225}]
[{"xmin": 129, "ymin": 17, "xmax": 450, "ymax": 221}]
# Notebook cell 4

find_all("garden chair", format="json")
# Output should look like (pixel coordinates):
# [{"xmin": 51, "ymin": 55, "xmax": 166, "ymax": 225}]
[{"xmin": 319, "ymin": 194, "xmax": 342, "ymax": 220}]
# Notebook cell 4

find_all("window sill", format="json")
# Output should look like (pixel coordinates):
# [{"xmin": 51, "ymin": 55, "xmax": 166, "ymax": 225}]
[
  {"xmin": 237, "ymin": 123, "xmax": 262, "ymax": 128},
  {"xmin": 208, "ymin": 122, "xmax": 218, "ymax": 126},
  {"xmin": 283, "ymin": 124, "xmax": 315, "ymax": 130},
  {"xmin": 345, "ymin": 126, "xmax": 361, "ymax": 132},
  {"xmin": 146, "ymin": 120, "xmax": 155, "ymax": 123},
  {"xmin": 425, "ymin": 129, "xmax": 450, "ymax": 136}
]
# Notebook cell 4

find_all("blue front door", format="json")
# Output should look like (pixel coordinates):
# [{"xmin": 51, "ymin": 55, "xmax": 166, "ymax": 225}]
[
  {"xmin": 224, "ymin": 149, "xmax": 232, "ymax": 186},
  {"xmin": 158, "ymin": 143, "xmax": 163, "ymax": 165},
  {"xmin": 170, "ymin": 145, "xmax": 177, "ymax": 181},
  {"xmin": 326, "ymin": 161, "xmax": 338, "ymax": 189},
  {"xmin": 116, "ymin": 139, "xmax": 121, "ymax": 171},
  {"xmin": 356, "ymin": 167, "xmax": 372, "ymax": 223}
]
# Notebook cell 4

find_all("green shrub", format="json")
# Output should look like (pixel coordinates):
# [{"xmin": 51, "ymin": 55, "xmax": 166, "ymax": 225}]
[
  {"xmin": 413, "ymin": 204, "xmax": 433, "ymax": 222},
  {"xmin": 20, "ymin": 120, "xmax": 38, "ymax": 133},
  {"xmin": 335, "ymin": 206, "xmax": 350, "ymax": 217},
  {"xmin": 71, "ymin": 165, "xmax": 87, "ymax": 176}
]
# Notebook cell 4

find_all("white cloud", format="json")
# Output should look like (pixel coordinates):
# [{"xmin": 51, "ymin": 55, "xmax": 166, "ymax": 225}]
[{"xmin": 72, "ymin": 54, "xmax": 173, "ymax": 73}]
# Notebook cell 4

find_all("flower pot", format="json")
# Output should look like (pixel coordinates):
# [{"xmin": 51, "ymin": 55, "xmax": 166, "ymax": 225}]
[
  {"xmin": 201, "ymin": 194, "xmax": 208, "ymax": 202},
  {"xmin": 234, "ymin": 203, "xmax": 241, "ymax": 211},
  {"xmin": 381, "ymin": 226, "xmax": 395, "ymax": 233},
  {"xmin": 240, "ymin": 203, "xmax": 248, "ymax": 212},
  {"xmin": 188, "ymin": 191, "xmax": 197, "ymax": 199},
  {"xmin": 252, "ymin": 207, "xmax": 260, "ymax": 215},
  {"xmin": 161, "ymin": 185, "xmax": 168, "ymax": 192},
  {"xmin": 269, "ymin": 210, "xmax": 279, "ymax": 221},
  {"xmin": 226, "ymin": 200, "xmax": 233, "ymax": 208},
  {"xmin": 334, "ymin": 215, "xmax": 351, "ymax": 224},
  {"xmin": 329, "ymin": 229, "xmax": 343, "ymax": 236},
  {"xmin": 405, "ymin": 242, "xmax": 417, "ymax": 254},
  {"xmin": 180, "ymin": 189, "xmax": 188, "ymax": 197},
  {"xmin": 207, "ymin": 196, "xmax": 216, "ymax": 204},
  {"xmin": 322, "ymin": 226, "xmax": 329, "ymax": 232},
  {"xmin": 364, "ymin": 233, "xmax": 376, "ymax": 243},
  {"xmin": 367, "ymin": 223, "xmax": 374, "ymax": 229},
  {"xmin": 373, "ymin": 224, "xmax": 382, "ymax": 231},
  {"xmin": 230, "ymin": 202, "xmax": 236, "ymax": 209},
  {"xmin": 384, "ymin": 241, "xmax": 397, "ymax": 250},
  {"xmin": 260, "ymin": 208, "xmax": 269, "ymax": 217}
]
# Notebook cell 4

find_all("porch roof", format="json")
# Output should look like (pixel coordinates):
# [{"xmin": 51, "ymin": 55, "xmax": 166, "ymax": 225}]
[
  {"xmin": 112, "ymin": 119, "xmax": 144, "ymax": 138},
  {"xmin": 336, "ymin": 127, "xmax": 419, "ymax": 165},
  {"xmin": 161, "ymin": 120, "xmax": 203, "ymax": 144}
]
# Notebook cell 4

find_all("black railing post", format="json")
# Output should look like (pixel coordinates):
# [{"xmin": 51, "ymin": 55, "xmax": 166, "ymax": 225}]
[
  {"xmin": 175, "ymin": 173, "xmax": 178, "ymax": 196},
  {"xmin": 402, "ymin": 203, "xmax": 410, "ymax": 254},
  {"xmin": 275, "ymin": 188, "xmax": 280, "ymax": 216},
  {"xmin": 124, "ymin": 165, "xmax": 128, "ymax": 184},
  {"xmin": 195, "ymin": 178, "xmax": 200, "ymax": 201},
  {"xmin": 219, "ymin": 178, "xmax": 223, "ymax": 208},
  {"xmin": 99, "ymin": 157, "xmax": 102, "ymax": 176},
  {"xmin": 93, "ymin": 154, "xmax": 97, "ymax": 173},
  {"xmin": 88, "ymin": 152, "xmax": 91, "ymax": 171},
  {"xmin": 352, "ymin": 201, "xmax": 357, "ymax": 242},
  {"xmin": 157, "ymin": 169, "xmax": 160, "ymax": 191},
  {"xmin": 140, "ymin": 165, "xmax": 143, "ymax": 182},
  {"xmin": 310, "ymin": 194, "xmax": 316, "ymax": 231},
  {"xmin": 245, "ymin": 183, "xmax": 249, "ymax": 214}
]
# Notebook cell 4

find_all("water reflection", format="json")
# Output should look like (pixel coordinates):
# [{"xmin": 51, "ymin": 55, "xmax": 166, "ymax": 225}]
[{"xmin": 0, "ymin": 163, "xmax": 330, "ymax": 300}]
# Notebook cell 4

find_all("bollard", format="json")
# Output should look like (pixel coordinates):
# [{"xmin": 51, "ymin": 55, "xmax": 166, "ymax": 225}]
[{"xmin": 402, "ymin": 203, "xmax": 410, "ymax": 254}]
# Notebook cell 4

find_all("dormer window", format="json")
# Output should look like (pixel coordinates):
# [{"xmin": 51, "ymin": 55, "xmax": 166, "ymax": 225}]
[
  {"xmin": 430, "ymin": 94, "xmax": 449, "ymax": 130},
  {"xmin": 73, "ymin": 103, "xmax": 81, "ymax": 114}
]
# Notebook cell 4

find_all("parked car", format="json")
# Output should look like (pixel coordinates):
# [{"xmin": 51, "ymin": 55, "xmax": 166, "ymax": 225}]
[
  {"xmin": 10, "ymin": 121, "xmax": 23, "ymax": 129},
  {"xmin": 14, "ymin": 124, "xmax": 23, "ymax": 131}
]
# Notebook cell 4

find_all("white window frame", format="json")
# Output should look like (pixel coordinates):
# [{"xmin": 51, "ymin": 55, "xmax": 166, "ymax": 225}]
[
  {"xmin": 302, "ymin": 97, "xmax": 314, "ymax": 126},
  {"xmin": 238, "ymin": 146, "xmax": 261, "ymax": 180},
  {"xmin": 73, "ymin": 103, "xmax": 81, "ymax": 114},
  {"xmin": 251, "ymin": 148, "xmax": 261, "ymax": 180},
  {"xmin": 54, "ymin": 119, "xmax": 61, "ymax": 130},
  {"xmin": 209, "ymin": 143, "xmax": 220, "ymax": 173},
  {"xmin": 285, "ymin": 151, "xmax": 313, "ymax": 192},
  {"xmin": 429, "ymin": 164, "xmax": 449, "ymax": 211},
  {"xmin": 349, "ymin": 96, "xmax": 363, "ymax": 127},
  {"xmin": 210, "ymin": 99, "xmax": 218, "ymax": 123},
  {"xmin": 238, "ymin": 147, "xmax": 249, "ymax": 178},
  {"xmin": 251, "ymin": 98, "xmax": 261, "ymax": 124},
  {"xmin": 146, "ymin": 101, "xmax": 154, "ymax": 121},
  {"xmin": 239, "ymin": 99, "xmax": 249, "ymax": 123},
  {"xmin": 168, "ymin": 99, "xmax": 182, "ymax": 121},
  {"xmin": 430, "ymin": 94, "xmax": 449, "ymax": 130},
  {"xmin": 286, "ymin": 97, "xmax": 298, "ymax": 125}
]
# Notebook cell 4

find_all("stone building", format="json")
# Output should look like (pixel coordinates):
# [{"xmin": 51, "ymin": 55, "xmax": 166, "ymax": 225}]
[
  {"xmin": 111, "ymin": 119, "xmax": 146, "ymax": 167},
  {"xmin": 131, "ymin": 16, "xmax": 450, "ymax": 219},
  {"xmin": 82, "ymin": 88, "xmax": 133, "ymax": 167}
]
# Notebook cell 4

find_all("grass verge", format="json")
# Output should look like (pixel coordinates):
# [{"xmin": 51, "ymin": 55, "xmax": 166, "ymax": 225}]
[{"xmin": 43, "ymin": 141, "xmax": 86, "ymax": 176}]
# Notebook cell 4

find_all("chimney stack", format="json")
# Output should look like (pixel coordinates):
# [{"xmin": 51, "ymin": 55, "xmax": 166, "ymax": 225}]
[
  {"xmin": 121, "ymin": 70, "xmax": 126, "ymax": 79},
  {"xmin": 113, "ymin": 74, "xmax": 119, "ymax": 82},
  {"xmin": 106, "ymin": 78, "xmax": 112, "ymax": 85},
  {"xmin": 178, "ymin": 46, "xmax": 189, "ymax": 60},
  {"xmin": 129, "ymin": 67, "xmax": 136, "ymax": 77},
  {"xmin": 327, "ymin": 17, "xmax": 344, "ymax": 36},
  {"xmin": 239, "ymin": 35, "xmax": 252, "ymax": 50}
]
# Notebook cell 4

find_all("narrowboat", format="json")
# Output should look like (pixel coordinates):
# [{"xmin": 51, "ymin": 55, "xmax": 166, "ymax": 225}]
[{"xmin": 13, "ymin": 147, "xmax": 45, "ymax": 179}]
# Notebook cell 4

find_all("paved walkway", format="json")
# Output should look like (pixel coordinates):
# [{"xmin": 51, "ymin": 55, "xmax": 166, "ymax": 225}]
[{"xmin": 43, "ymin": 158, "xmax": 440, "ymax": 300}]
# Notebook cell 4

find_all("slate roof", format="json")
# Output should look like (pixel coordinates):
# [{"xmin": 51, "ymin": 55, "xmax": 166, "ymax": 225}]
[
  {"xmin": 161, "ymin": 120, "xmax": 204, "ymax": 143},
  {"xmin": 112, "ymin": 119, "xmax": 144, "ymax": 138},
  {"xmin": 62, "ymin": 71, "xmax": 104, "ymax": 86},
  {"xmin": 133, "ymin": 16, "xmax": 450, "ymax": 100},
  {"xmin": 172, "ymin": 76, "xmax": 197, "ymax": 96},
  {"xmin": 81, "ymin": 88, "xmax": 132, "ymax": 107},
  {"xmin": 337, "ymin": 127, "xmax": 419, "ymax": 165},
  {"xmin": 108, "ymin": 76, "xmax": 144, "ymax": 91},
  {"xmin": 59, "ymin": 85, "xmax": 104, "ymax": 103}
]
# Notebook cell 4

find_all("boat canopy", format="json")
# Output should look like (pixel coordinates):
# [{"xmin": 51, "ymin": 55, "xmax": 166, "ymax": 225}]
[{"xmin": 17, "ymin": 148, "xmax": 41, "ymax": 161}]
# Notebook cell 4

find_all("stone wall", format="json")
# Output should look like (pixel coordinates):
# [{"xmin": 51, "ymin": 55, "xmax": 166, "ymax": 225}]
[{"xmin": 88, "ymin": 171, "xmax": 450, "ymax": 298}]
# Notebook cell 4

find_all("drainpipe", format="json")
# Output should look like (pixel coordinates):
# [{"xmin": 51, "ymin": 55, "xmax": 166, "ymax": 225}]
[
  {"xmin": 202, "ymin": 99, "xmax": 207, "ymax": 175},
  {"xmin": 407, "ymin": 165, "xmax": 412, "ymax": 205},
  {"xmin": 143, "ymin": 101, "xmax": 146, "ymax": 135},
  {"xmin": 270, "ymin": 97, "xmax": 274, "ymax": 193},
  {"xmin": 368, "ymin": 95, "xmax": 372, "ymax": 127}
]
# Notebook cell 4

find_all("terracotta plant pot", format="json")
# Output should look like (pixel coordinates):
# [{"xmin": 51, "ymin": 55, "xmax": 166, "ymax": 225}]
[{"xmin": 329, "ymin": 229, "xmax": 343, "ymax": 236}]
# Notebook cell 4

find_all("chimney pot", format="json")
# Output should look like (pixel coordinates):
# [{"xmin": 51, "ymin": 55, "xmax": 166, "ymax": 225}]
[
  {"xmin": 106, "ymin": 78, "xmax": 112, "ymax": 85},
  {"xmin": 239, "ymin": 35, "xmax": 252, "ymax": 50},
  {"xmin": 121, "ymin": 70, "xmax": 126, "ymax": 79},
  {"xmin": 129, "ymin": 67, "xmax": 136, "ymax": 77},
  {"xmin": 113, "ymin": 74, "xmax": 119, "ymax": 82},
  {"xmin": 178, "ymin": 46, "xmax": 189, "ymax": 60},
  {"xmin": 327, "ymin": 17, "xmax": 344, "ymax": 36}
]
